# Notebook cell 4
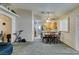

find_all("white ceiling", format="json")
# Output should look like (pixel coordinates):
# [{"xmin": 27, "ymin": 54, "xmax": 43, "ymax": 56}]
[{"xmin": 10, "ymin": 3, "xmax": 79, "ymax": 18}]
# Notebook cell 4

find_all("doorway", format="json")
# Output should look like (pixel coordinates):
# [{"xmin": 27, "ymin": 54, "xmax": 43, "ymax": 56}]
[
  {"xmin": 34, "ymin": 20, "xmax": 42, "ymax": 40},
  {"xmin": 0, "ymin": 14, "xmax": 12, "ymax": 43}
]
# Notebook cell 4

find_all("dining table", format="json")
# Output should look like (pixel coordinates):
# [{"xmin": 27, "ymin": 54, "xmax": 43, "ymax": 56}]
[{"xmin": 41, "ymin": 30, "xmax": 61, "ymax": 44}]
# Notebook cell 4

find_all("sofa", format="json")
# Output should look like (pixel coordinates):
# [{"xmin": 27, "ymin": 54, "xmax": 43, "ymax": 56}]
[{"xmin": 0, "ymin": 43, "xmax": 13, "ymax": 55}]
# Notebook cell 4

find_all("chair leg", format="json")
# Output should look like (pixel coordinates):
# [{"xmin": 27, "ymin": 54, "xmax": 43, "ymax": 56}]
[
  {"xmin": 54, "ymin": 38, "xmax": 57, "ymax": 44},
  {"xmin": 49, "ymin": 38, "xmax": 51, "ymax": 44},
  {"xmin": 50, "ymin": 38, "xmax": 52, "ymax": 44}
]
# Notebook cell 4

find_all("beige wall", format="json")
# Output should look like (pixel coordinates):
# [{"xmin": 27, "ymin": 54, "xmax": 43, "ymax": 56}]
[
  {"xmin": 58, "ymin": 7, "xmax": 79, "ymax": 50},
  {"xmin": 0, "ymin": 14, "xmax": 12, "ymax": 42}
]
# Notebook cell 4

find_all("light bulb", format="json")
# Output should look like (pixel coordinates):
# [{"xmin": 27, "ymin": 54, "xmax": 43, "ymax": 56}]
[{"xmin": 46, "ymin": 20, "xmax": 51, "ymax": 23}]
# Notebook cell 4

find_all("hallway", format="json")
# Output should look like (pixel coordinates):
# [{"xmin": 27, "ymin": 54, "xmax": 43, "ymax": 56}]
[{"xmin": 12, "ymin": 39, "xmax": 79, "ymax": 55}]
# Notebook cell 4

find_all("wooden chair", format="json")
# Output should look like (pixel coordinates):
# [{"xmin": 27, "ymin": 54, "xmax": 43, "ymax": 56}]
[{"xmin": 53, "ymin": 31, "xmax": 61, "ymax": 44}]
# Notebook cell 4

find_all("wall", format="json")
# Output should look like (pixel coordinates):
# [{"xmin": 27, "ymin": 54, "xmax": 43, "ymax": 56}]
[
  {"xmin": 75, "ymin": 15, "xmax": 79, "ymax": 51},
  {"xmin": 59, "ymin": 7, "xmax": 79, "ymax": 50},
  {"xmin": 15, "ymin": 9, "xmax": 32, "ymax": 41}
]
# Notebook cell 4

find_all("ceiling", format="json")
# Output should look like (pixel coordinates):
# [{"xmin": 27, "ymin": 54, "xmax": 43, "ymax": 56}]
[{"xmin": 10, "ymin": 3, "xmax": 79, "ymax": 18}]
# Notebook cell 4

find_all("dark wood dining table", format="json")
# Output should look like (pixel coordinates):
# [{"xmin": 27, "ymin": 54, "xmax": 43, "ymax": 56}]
[{"xmin": 41, "ymin": 31, "xmax": 61, "ymax": 44}]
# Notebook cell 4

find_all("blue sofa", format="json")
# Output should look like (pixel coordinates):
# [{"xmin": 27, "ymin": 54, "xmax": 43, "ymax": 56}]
[{"xmin": 0, "ymin": 43, "xmax": 13, "ymax": 55}]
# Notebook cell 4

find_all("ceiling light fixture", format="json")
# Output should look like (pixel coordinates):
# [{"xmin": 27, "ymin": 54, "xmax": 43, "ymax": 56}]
[
  {"xmin": 46, "ymin": 19, "xmax": 51, "ymax": 23},
  {"xmin": 41, "ymin": 11, "xmax": 59, "ymax": 21}
]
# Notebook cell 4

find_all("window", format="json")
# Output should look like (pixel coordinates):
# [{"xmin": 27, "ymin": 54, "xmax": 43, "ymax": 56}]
[{"xmin": 59, "ymin": 17, "xmax": 69, "ymax": 32}]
